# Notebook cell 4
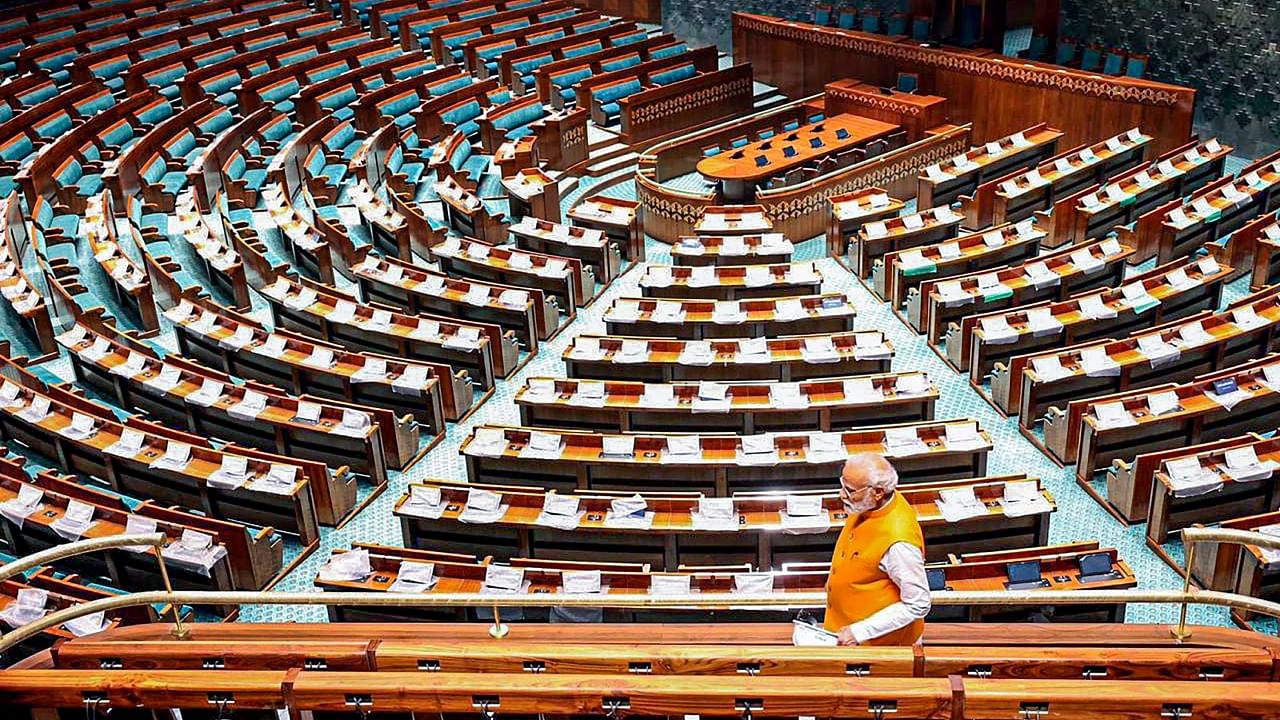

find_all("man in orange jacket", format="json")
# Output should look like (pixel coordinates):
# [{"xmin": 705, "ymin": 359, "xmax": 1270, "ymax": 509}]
[{"xmin": 824, "ymin": 453, "xmax": 931, "ymax": 646}]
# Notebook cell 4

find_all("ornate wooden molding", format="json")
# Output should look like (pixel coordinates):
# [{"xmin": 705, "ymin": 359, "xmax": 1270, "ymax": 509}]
[{"xmin": 734, "ymin": 13, "xmax": 1192, "ymax": 107}]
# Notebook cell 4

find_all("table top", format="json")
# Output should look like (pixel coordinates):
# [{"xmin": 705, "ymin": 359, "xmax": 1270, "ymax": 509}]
[{"xmin": 696, "ymin": 113, "xmax": 898, "ymax": 183}]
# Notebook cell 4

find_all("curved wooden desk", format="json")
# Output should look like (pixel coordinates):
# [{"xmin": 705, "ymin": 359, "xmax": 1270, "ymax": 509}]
[{"xmin": 695, "ymin": 113, "xmax": 897, "ymax": 188}]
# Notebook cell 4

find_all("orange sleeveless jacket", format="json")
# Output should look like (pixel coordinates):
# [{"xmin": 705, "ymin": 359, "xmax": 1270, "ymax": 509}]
[{"xmin": 823, "ymin": 491, "xmax": 925, "ymax": 645}]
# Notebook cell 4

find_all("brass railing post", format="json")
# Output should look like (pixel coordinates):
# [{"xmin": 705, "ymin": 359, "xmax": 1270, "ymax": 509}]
[
  {"xmin": 1172, "ymin": 542, "xmax": 1197, "ymax": 642},
  {"xmin": 152, "ymin": 545, "xmax": 188, "ymax": 640},
  {"xmin": 489, "ymin": 603, "xmax": 508, "ymax": 639}
]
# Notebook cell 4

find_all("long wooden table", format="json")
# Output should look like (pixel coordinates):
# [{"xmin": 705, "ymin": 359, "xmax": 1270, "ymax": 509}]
[{"xmin": 695, "ymin": 113, "xmax": 897, "ymax": 200}]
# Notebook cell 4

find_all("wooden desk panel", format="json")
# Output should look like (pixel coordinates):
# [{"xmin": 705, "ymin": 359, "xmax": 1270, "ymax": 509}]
[{"xmin": 824, "ymin": 79, "xmax": 946, "ymax": 141}]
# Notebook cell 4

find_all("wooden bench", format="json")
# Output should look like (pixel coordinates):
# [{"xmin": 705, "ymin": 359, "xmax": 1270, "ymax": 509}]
[
  {"xmin": 916, "ymin": 123, "xmax": 1063, "ymax": 210},
  {"xmin": 393, "ymin": 474, "xmax": 1050, "ymax": 569},
  {"xmin": 1040, "ymin": 137, "xmax": 1231, "ymax": 248},
  {"xmin": 959, "ymin": 128, "xmax": 1151, "ymax": 230},
  {"xmin": 913, "ymin": 238, "xmax": 1134, "ymax": 344},
  {"xmin": 563, "ymin": 331, "xmax": 894, "ymax": 382},
  {"xmin": 460, "ymin": 421, "xmax": 991, "ymax": 495},
  {"xmin": 952, "ymin": 256, "xmax": 1231, "ymax": 381},
  {"xmin": 513, "ymin": 371, "xmax": 937, "ymax": 433},
  {"xmin": 166, "ymin": 298, "xmax": 465, "ymax": 423}
]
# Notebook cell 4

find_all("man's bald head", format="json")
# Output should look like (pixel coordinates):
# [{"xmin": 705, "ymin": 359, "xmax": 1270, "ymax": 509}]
[{"xmin": 839, "ymin": 453, "xmax": 898, "ymax": 514}]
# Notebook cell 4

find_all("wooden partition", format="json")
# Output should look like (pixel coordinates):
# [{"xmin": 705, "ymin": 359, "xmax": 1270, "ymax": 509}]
[
  {"xmin": 620, "ymin": 64, "xmax": 755, "ymax": 145},
  {"xmin": 732, "ymin": 13, "xmax": 1196, "ymax": 156}
]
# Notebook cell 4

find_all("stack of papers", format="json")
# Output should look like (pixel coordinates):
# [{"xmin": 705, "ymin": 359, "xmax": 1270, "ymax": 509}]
[
  {"xmin": 1070, "ymin": 248, "xmax": 1104, "ymax": 275},
  {"xmin": 400, "ymin": 485, "xmax": 447, "ymax": 520},
  {"xmin": 895, "ymin": 373, "xmax": 931, "ymax": 396},
  {"xmin": 1164, "ymin": 456, "xmax": 1223, "ymax": 497},
  {"xmin": 980, "ymin": 316, "xmax": 1018, "ymax": 344},
  {"xmin": 615, "ymin": 339, "xmax": 650, "ymax": 364},
  {"xmin": 570, "ymin": 337, "xmax": 608, "ymax": 361},
  {"xmin": 1135, "ymin": 334, "xmax": 1180, "ymax": 367},
  {"xmin": 1080, "ymin": 347, "xmax": 1120, "ymax": 377},
  {"xmin": 601, "ymin": 435, "xmax": 635, "ymax": 458},
  {"xmin": 640, "ymin": 383, "xmax": 677, "ymax": 408},
  {"xmin": 883, "ymin": 426, "xmax": 927, "ymax": 457},
  {"xmin": 842, "ymin": 377, "xmax": 878, "ymax": 403},
  {"xmin": 1026, "ymin": 308, "xmax": 1064, "ymax": 336},
  {"xmin": 468, "ymin": 428, "xmax": 508, "ymax": 457},
  {"xmin": 458, "ymin": 488, "xmax": 506, "ymax": 524},
  {"xmin": 105, "ymin": 428, "xmax": 147, "ymax": 458},
  {"xmin": 519, "ymin": 430, "xmax": 564, "ymax": 459},
  {"xmin": 1120, "ymin": 282, "xmax": 1160, "ymax": 313},
  {"xmin": 649, "ymin": 574, "xmax": 692, "ymax": 596},
  {"xmin": 1093, "ymin": 401, "xmax": 1137, "ymax": 429},
  {"xmin": 1030, "ymin": 356, "xmax": 1072, "ymax": 382},
  {"xmin": 1000, "ymin": 480, "xmax": 1052, "ymax": 517},
  {"xmin": 0, "ymin": 588, "xmax": 46, "ymax": 628},
  {"xmin": 482, "ymin": 565, "xmax": 526, "ymax": 594},
  {"xmin": 688, "ymin": 266, "xmax": 717, "ymax": 288},
  {"xmin": 562, "ymin": 569, "xmax": 602, "ymax": 595},
  {"xmin": 536, "ymin": 493, "xmax": 582, "ymax": 530},
  {"xmin": 780, "ymin": 494, "xmax": 829, "ymax": 532},
  {"xmin": 852, "ymin": 333, "xmax": 891, "ymax": 360},
  {"xmin": 570, "ymin": 380, "xmax": 606, "ymax": 407},
  {"xmin": 677, "ymin": 340, "xmax": 713, "ymax": 366},
  {"xmin": 149, "ymin": 442, "xmax": 193, "ymax": 472},
  {"xmin": 0, "ymin": 485, "xmax": 42, "ymax": 528},
  {"xmin": 926, "ymin": 164, "xmax": 953, "ymax": 182},
  {"xmin": 1166, "ymin": 268, "xmax": 1200, "ymax": 291},
  {"xmin": 50, "ymin": 499, "xmax": 95, "ymax": 541},
  {"xmin": 737, "ymin": 434, "xmax": 777, "ymax": 465},
  {"xmin": 712, "ymin": 300, "xmax": 747, "ymax": 324},
  {"xmin": 662, "ymin": 435, "xmax": 701, "ymax": 463},
  {"xmin": 775, "ymin": 299, "xmax": 806, "ymax": 321},
  {"xmin": 1078, "ymin": 294, "xmax": 1117, "ymax": 320},
  {"xmin": 737, "ymin": 337, "xmax": 771, "ymax": 363},
  {"xmin": 1221, "ymin": 445, "xmax": 1279, "ymax": 483},
  {"xmin": 744, "ymin": 266, "xmax": 773, "ymax": 287},
  {"xmin": 1024, "ymin": 262, "xmax": 1059, "ymax": 288},
  {"xmin": 207, "ymin": 454, "xmax": 251, "ymax": 491},
  {"xmin": 770, "ymin": 383, "xmax": 808, "ymax": 409},
  {"xmin": 388, "ymin": 561, "xmax": 437, "ymax": 594},
  {"xmin": 691, "ymin": 496, "xmax": 737, "ymax": 531},
  {"xmin": 801, "ymin": 336, "xmax": 839, "ymax": 363},
  {"xmin": 806, "ymin": 433, "xmax": 847, "ymax": 464},
  {"xmin": 1146, "ymin": 390, "xmax": 1182, "ymax": 416},
  {"xmin": 644, "ymin": 266, "xmax": 673, "ymax": 287},
  {"xmin": 494, "ymin": 286, "xmax": 524, "ymax": 307},
  {"xmin": 936, "ymin": 280, "xmax": 971, "ymax": 306},
  {"xmin": 733, "ymin": 572, "xmax": 774, "ymax": 595},
  {"xmin": 1233, "ymin": 306, "xmax": 1268, "ymax": 331},
  {"xmin": 319, "ymin": 548, "xmax": 372, "ymax": 582},
  {"xmin": 604, "ymin": 494, "xmax": 653, "ymax": 528},
  {"xmin": 944, "ymin": 422, "xmax": 985, "ymax": 451},
  {"xmin": 251, "ymin": 464, "xmax": 298, "ymax": 496},
  {"xmin": 936, "ymin": 486, "xmax": 988, "ymax": 522},
  {"xmin": 651, "ymin": 300, "xmax": 685, "ymax": 324}
]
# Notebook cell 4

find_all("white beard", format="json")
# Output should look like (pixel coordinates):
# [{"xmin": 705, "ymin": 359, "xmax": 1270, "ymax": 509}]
[{"xmin": 843, "ymin": 497, "xmax": 876, "ymax": 515}]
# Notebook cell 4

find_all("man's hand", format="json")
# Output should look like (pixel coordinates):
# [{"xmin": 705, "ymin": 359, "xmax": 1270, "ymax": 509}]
[{"xmin": 836, "ymin": 626, "xmax": 859, "ymax": 646}]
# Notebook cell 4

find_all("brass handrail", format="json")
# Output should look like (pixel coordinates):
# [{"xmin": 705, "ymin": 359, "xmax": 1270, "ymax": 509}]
[
  {"xmin": 0, "ymin": 527, "xmax": 1275, "ymax": 655},
  {"xmin": 0, "ymin": 533, "xmax": 164, "ymax": 584}
]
